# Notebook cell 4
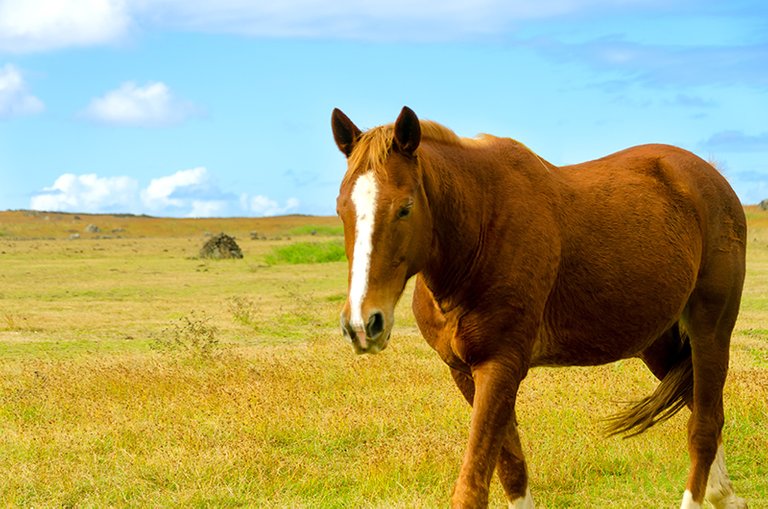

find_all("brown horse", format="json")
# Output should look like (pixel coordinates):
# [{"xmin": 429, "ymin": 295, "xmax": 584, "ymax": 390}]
[{"xmin": 332, "ymin": 106, "xmax": 747, "ymax": 509}]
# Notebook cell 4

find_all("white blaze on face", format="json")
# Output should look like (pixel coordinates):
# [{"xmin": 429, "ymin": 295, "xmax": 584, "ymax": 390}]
[{"xmin": 349, "ymin": 172, "xmax": 378, "ymax": 330}]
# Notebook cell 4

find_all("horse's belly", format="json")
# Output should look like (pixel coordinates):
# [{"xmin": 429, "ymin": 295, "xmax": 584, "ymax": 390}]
[
  {"xmin": 532, "ymin": 316, "xmax": 677, "ymax": 367},
  {"xmin": 533, "ymin": 260, "xmax": 695, "ymax": 367},
  {"xmin": 531, "ymin": 327, "xmax": 664, "ymax": 367}
]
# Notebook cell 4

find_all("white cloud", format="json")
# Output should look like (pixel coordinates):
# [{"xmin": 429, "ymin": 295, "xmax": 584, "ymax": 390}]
[
  {"xmin": 0, "ymin": 0, "xmax": 130, "ymax": 53},
  {"xmin": 0, "ymin": 64, "xmax": 43, "ymax": 117},
  {"xmin": 141, "ymin": 166, "xmax": 229, "ymax": 217},
  {"xmin": 141, "ymin": 166, "xmax": 207, "ymax": 209},
  {"xmin": 241, "ymin": 194, "xmax": 300, "ymax": 216},
  {"xmin": 30, "ymin": 173, "xmax": 139, "ymax": 213},
  {"xmin": 30, "ymin": 167, "xmax": 227, "ymax": 217},
  {"xmin": 30, "ymin": 168, "xmax": 300, "ymax": 217},
  {"xmin": 82, "ymin": 81, "xmax": 195, "ymax": 127}
]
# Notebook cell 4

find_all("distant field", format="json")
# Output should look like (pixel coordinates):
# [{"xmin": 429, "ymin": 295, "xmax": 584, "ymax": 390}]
[
  {"xmin": 0, "ymin": 209, "xmax": 766, "ymax": 508},
  {"xmin": 0, "ymin": 209, "xmax": 342, "ymax": 240}
]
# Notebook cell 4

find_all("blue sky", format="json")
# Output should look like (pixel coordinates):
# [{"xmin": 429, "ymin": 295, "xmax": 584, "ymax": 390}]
[{"xmin": 1, "ymin": 0, "xmax": 766, "ymax": 217}]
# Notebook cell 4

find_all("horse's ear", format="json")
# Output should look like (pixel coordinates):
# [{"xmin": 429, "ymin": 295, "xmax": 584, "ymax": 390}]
[
  {"xmin": 332, "ymin": 108, "xmax": 361, "ymax": 158},
  {"xmin": 394, "ymin": 106, "xmax": 421, "ymax": 156}
]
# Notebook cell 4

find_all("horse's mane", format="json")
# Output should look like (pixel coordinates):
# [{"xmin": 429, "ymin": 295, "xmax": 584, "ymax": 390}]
[{"xmin": 342, "ymin": 120, "xmax": 487, "ymax": 186}]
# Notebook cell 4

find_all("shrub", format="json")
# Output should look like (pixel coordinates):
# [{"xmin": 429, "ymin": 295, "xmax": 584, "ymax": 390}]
[
  {"xmin": 227, "ymin": 296, "xmax": 257, "ymax": 327},
  {"xmin": 152, "ymin": 312, "xmax": 220, "ymax": 359}
]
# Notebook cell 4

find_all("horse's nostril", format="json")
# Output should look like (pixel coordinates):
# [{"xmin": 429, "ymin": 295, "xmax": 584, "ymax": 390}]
[{"xmin": 366, "ymin": 311, "xmax": 385, "ymax": 340}]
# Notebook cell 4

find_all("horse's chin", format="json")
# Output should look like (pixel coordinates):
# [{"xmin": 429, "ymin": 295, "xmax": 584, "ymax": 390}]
[{"xmin": 352, "ymin": 331, "xmax": 392, "ymax": 355}]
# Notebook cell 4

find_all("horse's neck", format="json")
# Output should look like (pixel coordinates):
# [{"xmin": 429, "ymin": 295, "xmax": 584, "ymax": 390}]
[
  {"xmin": 419, "ymin": 143, "xmax": 501, "ymax": 305},
  {"xmin": 418, "ymin": 140, "xmax": 559, "ymax": 308}
]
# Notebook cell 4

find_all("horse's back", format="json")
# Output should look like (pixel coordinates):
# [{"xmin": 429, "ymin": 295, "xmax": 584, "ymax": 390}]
[{"xmin": 557, "ymin": 143, "xmax": 745, "ymax": 257}]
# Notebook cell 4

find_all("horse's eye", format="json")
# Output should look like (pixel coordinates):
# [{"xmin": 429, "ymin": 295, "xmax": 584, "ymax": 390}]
[{"xmin": 397, "ymin": 205, "xmax": 412, "ymax": 219}]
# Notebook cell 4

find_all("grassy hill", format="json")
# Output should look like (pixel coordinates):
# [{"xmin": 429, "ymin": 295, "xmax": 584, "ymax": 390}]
[{"xmin": 0, "ymin": 209, "xmax": 342, "ymax": 240}]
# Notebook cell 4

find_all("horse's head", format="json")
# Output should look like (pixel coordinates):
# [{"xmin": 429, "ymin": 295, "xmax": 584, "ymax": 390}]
[{"xmin": 332, "ymin": 106, "xmax": 433, "ymax": 354}]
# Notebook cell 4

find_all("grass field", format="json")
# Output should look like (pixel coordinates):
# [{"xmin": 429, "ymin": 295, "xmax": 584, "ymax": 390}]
[{"xmin": 1, "ymin": 209, "xmax": 766, "ymax": 508}]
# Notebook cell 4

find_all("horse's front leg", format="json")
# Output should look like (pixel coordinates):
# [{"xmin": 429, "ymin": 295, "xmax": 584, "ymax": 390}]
[
  {"xmin": 452, "ymin": 360, "xmax": 523, "ymax": 509},
  {"xmin": 451, "ymin": 368, "xmax": 533, "ymax": 508}
]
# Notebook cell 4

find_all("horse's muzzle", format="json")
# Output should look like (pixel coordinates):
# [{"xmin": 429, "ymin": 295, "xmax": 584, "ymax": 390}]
[{"xmin": 340, "ymin": 310, "xmax": 390, "ymax": 354}]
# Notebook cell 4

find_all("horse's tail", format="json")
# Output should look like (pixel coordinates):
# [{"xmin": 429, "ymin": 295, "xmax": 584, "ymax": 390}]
[{"xmin": 605, "ymin": 329, "xmax": 693, "ymax": 438}]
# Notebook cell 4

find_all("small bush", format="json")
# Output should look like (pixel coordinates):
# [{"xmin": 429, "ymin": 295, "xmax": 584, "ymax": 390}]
[
  {"xmin": 227, "ymin": 296, "xmax": 257, "ymax": 327},
  {"xmin": 265, "ymin": 241, "xmax": 346, "ymax": 265},
  {"xmin": 152, "ymin": 312, "xmax": 220, "ymax": 359}
]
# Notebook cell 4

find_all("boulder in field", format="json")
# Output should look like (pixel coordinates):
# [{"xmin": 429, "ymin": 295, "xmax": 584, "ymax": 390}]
[{"xmin": 199, "ymin": 233, "xmax": 243, "ymax": 259}]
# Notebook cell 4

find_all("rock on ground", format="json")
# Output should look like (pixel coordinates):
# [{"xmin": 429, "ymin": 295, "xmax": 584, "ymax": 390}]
[{"xmin": 199, "ymin": 233, "xmax": 243, "ymax": 259}]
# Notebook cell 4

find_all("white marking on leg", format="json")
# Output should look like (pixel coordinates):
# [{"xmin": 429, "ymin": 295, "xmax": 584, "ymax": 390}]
[
  {"xmin": 509, "ymin": 487, "xmax": 534, "ymax": 509},
  {"xmin": 681, "ymin": 490, "xmax": 701, "ymax": 509},
  {"xmin": 349, "ymin": 172, "xmax": 378, "ymax": 331},
  {"xmin": 706, "ymin": 444, "xmax": 747, "ymax": 509}
]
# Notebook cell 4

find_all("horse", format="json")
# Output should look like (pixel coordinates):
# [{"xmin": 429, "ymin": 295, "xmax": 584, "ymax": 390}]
[{"xmin": 331, "ymin": 106, "xmax": 747, "ymax": 509}]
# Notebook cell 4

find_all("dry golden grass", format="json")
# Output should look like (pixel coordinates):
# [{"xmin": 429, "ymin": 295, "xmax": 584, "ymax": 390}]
[{"xmin": 0, "ymin": 209, "xmax": 766, "ymax": 508}]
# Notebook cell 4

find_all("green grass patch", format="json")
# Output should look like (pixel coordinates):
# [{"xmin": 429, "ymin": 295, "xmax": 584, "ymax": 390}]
[
  {"xmin": 741, "ymin": 328, "xmax": 768, "ymax": 339},
  {"xmin": 747, "ymin": 347, "xmax": 768, "ymax": 368},
  {"xmin": 265, "ymin": 241, "xmax": 346, "ymax": 265},
  {"xmin": 288, "ymin": 224, "xmax": 344, "ymax": 236}
]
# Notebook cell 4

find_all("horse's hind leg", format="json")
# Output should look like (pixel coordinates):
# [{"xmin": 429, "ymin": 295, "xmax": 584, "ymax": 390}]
[
  {"xmin": 450, "ymin": 368, "xmax": 533, "ymax": 508},
  {"xmin": 680, "ymin": 279, "xmax": 746, "ymax": 509}
]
